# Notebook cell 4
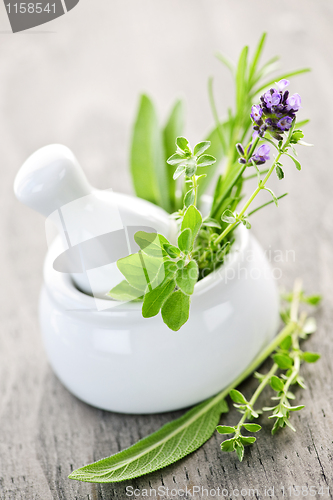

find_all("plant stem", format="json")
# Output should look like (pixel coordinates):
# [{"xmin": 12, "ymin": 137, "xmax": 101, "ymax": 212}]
[
  {"xmin": 235, "ymin": 363, "xmax": 278, "ymax": 435},
  {"xmin": 206, "ymin": 279, "xmax": 301, "ymax": 410},
  {"xmin": 192, "ymin": 174, "xmax": 198, "ymax": 206}
]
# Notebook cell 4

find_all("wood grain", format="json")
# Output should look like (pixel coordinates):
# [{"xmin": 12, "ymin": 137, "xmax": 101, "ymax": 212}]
[{"xmin": 0, "ymin": 1, "xmax": 333, "ymax": 498}]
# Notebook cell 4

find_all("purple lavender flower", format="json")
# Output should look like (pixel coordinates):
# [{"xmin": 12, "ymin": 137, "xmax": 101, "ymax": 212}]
[
  {"xmin": 277, "ymin": 116, "xmax": 293, "ymax": 131},
  {"xmin": 263, "ymin": 90, "xmax": 281, "ymax": 109},
  {"xmin": 252, "ymin": 144, "xmax": 270, "ymax": 165},
  {"xmin": 276, "ymin": 79, "xmax": 290, "ymax": 91},
  {"xmin": 251, "ymin": 105, "xmax": 263, "ymax": 122},
  {"xmin": 286, "ymin": 93, "xmax": 301, "ymax": 111}
]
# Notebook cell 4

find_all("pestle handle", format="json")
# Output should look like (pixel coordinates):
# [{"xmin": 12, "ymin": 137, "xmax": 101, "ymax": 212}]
[{"xmin": 14, "ymin": 144, "xmax": 92, "ymax": 218}]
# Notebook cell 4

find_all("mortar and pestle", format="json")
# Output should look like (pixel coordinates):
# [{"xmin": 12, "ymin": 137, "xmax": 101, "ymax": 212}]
[{"xmin": 14, "ymin": 145, "xmax": 279, "ymax": 414}]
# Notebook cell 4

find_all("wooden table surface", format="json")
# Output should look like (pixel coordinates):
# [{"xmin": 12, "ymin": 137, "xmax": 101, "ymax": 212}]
[{"xmin": 1, "ymin": 1, "xmax": 333, "ymax": 498}]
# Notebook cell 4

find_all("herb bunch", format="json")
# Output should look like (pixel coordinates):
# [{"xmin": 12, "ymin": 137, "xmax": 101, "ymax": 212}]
[
  {"xmin": 109, "ymin": 33, "xmax": 311, "ymax": 331},
  {"xmin": 69, "ymin": 282, "xmax": 321, "ymax": 482}
]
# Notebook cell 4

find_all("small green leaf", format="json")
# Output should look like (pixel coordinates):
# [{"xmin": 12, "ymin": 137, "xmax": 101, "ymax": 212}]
[
  {"xmin": 234, "ymin": 441, "xmax": 245, "ymax": 462},
  {"xmin": 181, "ymin": 205, "xmax": 202, "ymax": 246},
  {"xmin": 175, "ymin": 260, "xmax": 198, "ymax": 295},
  {"xmin": 221, "ymin": 209, "xmax": 236, "ymax": 224},
  {"xmin": 161, "ymin": 290, "xmax": 190, "ymax": 331},
  {"xmin": 273, "ymin": 353, "xmax": 293, "ymax": 370},
  {"xmin": 229, "ymin": 389, "xmax": 247, "ymax": 405},
  {"xmin": 240, "ymin": 436, "xmax": 256, "ymax": 445},
  {"xmin": 142, "ymin": 280, "xmax": 175, "ymax": 318},
  {"xmin": 276, "ymin": 165, "xmax": 284, "ymax": 180},
  {"xmin": 184, "ymin": 189, "xmax": 195, "ymax": 208},
  {"xmin": 220, "ymin": 438, "xmax": 235, "ymax": 452},
  {"xmin": 302, "ymin": 352, "xmax": 321, "ymax": 363},
  {"xmin": 194, "ymin": 141, "xmax": 211, "ymax": 157},
  {"xmin": 134, "ymin": 231, "xmax": 168, "ymax": 258},
  {"xmin": 197, "ymin": 154, "xmax": 216, "ymax": 167},
  {"xmin": 107, "ymin": 280, "xmax": 143, "ymax": 302},
  {"xmin": 263, "ymin": 186, "xmax": 279, "ymax": 206},
  {"xmin": 270, "ymin": 375, "xmax": 284, "ymax": 392},
  {"xmin": 163, "ymin": 244, "xmax": 180, "ymax": 259},
  {"xmin": 173, "ymin": 165, "xmax": 186, "ymax": 180},
  {"xmin": 280, "ymin": 335, "xmax": 292, "ymax": 350},
  {"xmin": 302, "ymin": 294, "xmax": 322, "ymax": 306},
  {"xmin": 216, "ymin": 425, "xmax": 236, "ymax": 434},
  {"xmin": 167, "ymin": 153, "xmax": 186, "ymax": 165},
  {"xmin": 290, "ymin": 129, "xmax": 304, "ymax": 144},
  {"xmin": 285, "ymin": 153, "xmax": 301, "ymax": 171},
  {"xmin": 117, "ymin": 253, "xmax": 163, "ymax": 291},
  {"xmin": 176, "ymin": 136, "xmax": 191, "ymax": 153},
  {"xmin": 178, "ymin": 228, "xmax": 192, "ymax": 254},
  {"xmin": 243, "ymin": 423, "xmax": 261, "ymax": 432},
  {"xmin": 288, "ymin": 405, "xmax": 305, "ymax": 412}
]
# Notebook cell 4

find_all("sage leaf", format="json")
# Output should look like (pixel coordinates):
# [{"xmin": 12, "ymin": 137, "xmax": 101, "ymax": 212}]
[
  {"xmin": 178, "ymin": 228, "xmax": 192, "ymax": 254},
  {"xmin": 184, "ymin": 189, "xmax": 195, "ymax": 207},
  {"xmin": 69, "ymin": 397, "xmax": 228, "ymax": 483},
  {"xmin": 161, "ymin": 290, "xmax": 190, "ymax": 331},
  {"xmin": 130, "ymin": 95, "xmax": 170, "ymax": 211},
  {"xmin": 164, "ymin": 100, "xmax": 185, "ymax": 210},
  {"xmin": 107, "ymin": 281, "xmax": 143, "ymax": 302},
  {"xmin": 175, "ymin": 261, "xmax": 198, "ymax": 296},
  {"xmin": 142, "ymin": 280, "xmax": 175, "ymax": 318},
  {"xmin": 181, "ymin": 205, "xmax": 202, "ymax": 246}
]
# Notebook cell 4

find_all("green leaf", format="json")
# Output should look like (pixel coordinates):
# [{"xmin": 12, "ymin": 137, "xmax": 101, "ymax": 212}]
[
  {"xmin": 194, "ymin": 141, "xmax": 210, "ymax": 157},
  {"xmin": 173, "ymin": 165, "xmax": 186, "ymax": 180},
  {"xmin": 243, "ymin": 423, "xmax": 261, "ymax": 432},
  {"xmin": 248, "ymin": 32, "xmax": 266, "ymax": 85},
  {"xmin": 117, "ymin": 252, "xmax": 163, "ymax": 291},
  {"xmin": 163, "ymin": 244, "xmax": 180, "ymax": 259},
  {"xmin": 167, "ymin": 153, "xmax": 186, "ymax": 165},
  {"xmin": 176, "ymin": 260, "xmax": 199, "ymax": 295},
  {"xmin": 270, "ymin": 375, "xmax": 284, "ymax": 392},
  {"xmin": 302, "ymin": 352, "xmax": 321, "ymax": 363},
  {"xmin": 69, "ymin": 397, "xmax": 228, "ymax": 483},
  {"xmin": 240, "ymin": 436, "xmax": 256, "ymax": 445},
  {"xmin": 273, "ymin": 353, "xmax": 293, "ymax": 370},
  {"xmin": 285, "ymin": 153, "xmax": 301, "ymax": 171},
  {"xmin": 216, "ymin": 52, "xmax": 235, "ymax": 75},
  {"xmin": 280, "ymin": 335, "xmax": 292, "ymax": 350},
  {"xmin": 236, "ymin": 45, "xmax": 249, "ymax": 114},
  {"xmin": 221, "ymin": 438, "xmax": 236, "ymax": 453},
  {"xmin": 248, "ymin": 193, "xmax": 288, "ymax": 217},
  {"xmin": 288, "ymin": 405, "xmax": 305, "ymax": 412},
  {"xmin": 161, "ymin": 290, "xmax": 190, "ymax": 331},
  {"xmin": 142, "ymin": 280, "xmax": 175, "ymax": 318},
  {"xmin": 176, "ymin": 136, "xmax": 191, "ymax": 153},
  {"xmin": 276, "ymin": 165, "xmax": 284, "ymax": 180},
  {"xmin": 229, "ymin": 389, "xmax": 247, "ymax": 405},
  {"xmin": 253, "ymin": 68, "xmax": 311, "ymax": 95},
  {"xmin": 184, "ymin": 189, "xmax": 195, "ymax": 208},
  {"xmin": 221, "ymin": 209, "xmax": 236, "ymax": 224},
  {"xmin": 178, "ymin": 228, "xmax": 192, "ymax": 254},
  {"xmin": 134, "ymin": 231, "xmax": 168, "ymax": 258},
  {"xmin": 107, "ymin": 280, "xmax": 143, "ymax": 302},
  {"xmin": 234, "ymin": 441, "xmax": 245, "ymax": 462},
  {"xmin": 290, "ymin": 129, "xmax": 304, "ymax": 144},
  {"xmin": 164, "ymin": 99, "xmax": 185, "ymax": 210},
  {"xmin": 130, "ymin": 95, "xmax": 170, "ymax": 211},
  {"xmin": 216, "ymin": 425, "xmax": 236, "ymax": 434},
  {"xmin": 302, "ymin": 294, "xmax": 322, "ymax": 306},
  {"xmin": 197, "ymin": 154, "xmax": 216, "ymax": 167},
  {"xmin": 263, "ymin": 186, "xmax": 279, "ymax": 206},
  {"xmin": 181, "ymin": 205, "xmax": 202, "ymax": 246}
]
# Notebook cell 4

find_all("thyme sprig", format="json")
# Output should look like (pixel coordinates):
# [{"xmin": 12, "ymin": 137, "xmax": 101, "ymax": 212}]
[{"xmin": 218, "ymin": 280, "xmax": 321, "ymax": 461}]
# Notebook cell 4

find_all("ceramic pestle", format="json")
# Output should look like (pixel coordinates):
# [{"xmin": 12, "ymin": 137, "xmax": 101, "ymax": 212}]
[{"xmin": 14, "ymin": 144, "xmax": 175, "ymax": 298}]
